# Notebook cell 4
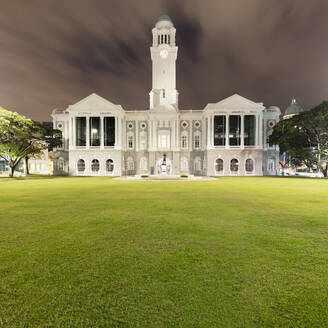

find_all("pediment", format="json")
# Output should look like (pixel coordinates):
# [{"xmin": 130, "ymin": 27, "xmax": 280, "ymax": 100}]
[
  {"xmin": 204, "ymin": 94, "xmax": 264, "ymax": 111},
  {"xmin": 68, "ymin": 93, "xmax": 124, "ymax": 112}
]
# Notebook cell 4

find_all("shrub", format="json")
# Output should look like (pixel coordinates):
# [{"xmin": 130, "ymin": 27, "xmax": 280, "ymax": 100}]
[
  {"xmin": 180, "ymin": 174, "xmax": 188, "ymax": 178},
  {"xmin": 141, "ymin": 174, "xmax": 149, "ymax": 178}
]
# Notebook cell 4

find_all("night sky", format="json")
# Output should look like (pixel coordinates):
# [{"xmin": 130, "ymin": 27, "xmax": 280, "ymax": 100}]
[{"xmin": 0, "ymin": 0, "xmax": 327, "ymax": 121}]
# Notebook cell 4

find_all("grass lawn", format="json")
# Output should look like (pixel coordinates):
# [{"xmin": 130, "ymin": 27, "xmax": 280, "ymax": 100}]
[{"xmin": 0, "ymin": 177, "xmax": 328, "ymax": 327}]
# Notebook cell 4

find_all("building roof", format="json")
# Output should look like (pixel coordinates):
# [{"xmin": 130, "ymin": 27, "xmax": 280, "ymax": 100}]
[
  {"xmin": 158, "ymin": 14, "xmax": 172, "ymax": 22},
  {"xmin": 285, "ymin": 97, "xmax": 303, "ymax": 116}
]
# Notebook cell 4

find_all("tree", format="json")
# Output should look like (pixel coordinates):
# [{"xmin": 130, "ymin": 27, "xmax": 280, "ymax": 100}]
[
  {"xmin": 269, "ymin": 101, "xmax": 328, "ymax": 177},
  {"xmin": 0, "ymin": 107, "xmax": 62, "ymax": 177},
  {"xmin": 24, "ymin": 121, "xmax": 62, "ymax": 175}
]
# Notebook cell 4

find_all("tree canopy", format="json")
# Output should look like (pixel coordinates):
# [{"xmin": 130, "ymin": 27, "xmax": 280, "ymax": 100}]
[
  {"xmin": 269, "ymin": 101, "xmax": 328, "ymax": 177},
  {"xmin": 0, "ymin": 107, "xmax": 62, "ymax": 176}
]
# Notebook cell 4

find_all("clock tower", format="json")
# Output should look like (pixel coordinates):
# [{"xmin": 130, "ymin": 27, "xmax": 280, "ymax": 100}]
[{"xmin": 149, "ymin": 15, "xmax": 179, "ymax": 109}]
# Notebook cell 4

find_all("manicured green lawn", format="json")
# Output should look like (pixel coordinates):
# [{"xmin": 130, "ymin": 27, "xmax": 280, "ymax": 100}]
[{"xmin": 0, "ymin": 177, "xmax": 328, "ymax": 327}]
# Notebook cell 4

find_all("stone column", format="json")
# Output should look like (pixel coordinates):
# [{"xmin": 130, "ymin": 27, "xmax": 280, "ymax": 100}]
[
  {"xmin": 225, "ymin": 115, "xmax": 229, "ymax": 149},
  {"xmin": 69, "ymin": 117, "xmax": 72, "ymax": 149},
  {"xmin": 149, "ymin": 120, "xmax": 152, "ymax": 150},
  {"xmin": 211, "ymin": 115, "xmax": 214, "ymax": 147},
  {"xmin": 72, "ymin": 116, "xmax": 76, "ymax": 148},
  {"xmin": 207, "ymin": 118, "xmax": 210, "ymax": 149},
  {"xmin": 255, "ymin": 115, "xmax": 259, "ymax": 147},
  {"xmin": 201, "ymin": 119, "xmax": 205, "ymax": 150},
  {"xmin": 118, "ymin": 117, "xmax": 122, "ymax": 149},
  {"xmin": 136, "ymin": 120, "xmax": 139, "ymax": 151},
  {"xmin": 189, "ymin": 119, "xmax": 192, "ymax": 151},
  {"xmin": 172, "ymin": 120, "xmax": 176, "ymax": 150},
  {"xmin": 114, "ymin": 117, "xmax": 118, "ymax": 147},
  {"xmin": 100, "ymin": 117, "xmax": 104, "ymax": 149},
  {"xmin": 153, "ymin": 121, "xmax": 157, "ymax": 149},
  {"xmin": 176, "ymin": 119, "xmax": 180, "ymax": 149},
  {"xmin": 86, "ymin": 116, "xmax": 90, "ymax": 148},
  {"xmin": 241, "ymin": 114, "xmax": 244, "ymax": 149},
  {"xmin": 259, "ymin": 113, "xmax": 263, "ymax": 148}
]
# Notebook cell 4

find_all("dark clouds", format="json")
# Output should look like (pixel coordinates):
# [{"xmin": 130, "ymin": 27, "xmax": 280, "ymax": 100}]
[{"xmin": 0, "ymin": 0, "xmax": 327, "ymax": 120}]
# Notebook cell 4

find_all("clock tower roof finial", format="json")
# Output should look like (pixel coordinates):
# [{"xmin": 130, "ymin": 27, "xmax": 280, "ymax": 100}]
[{"xmin": 158, "ymin": 14, "xmax": 172, "ymax": 22}]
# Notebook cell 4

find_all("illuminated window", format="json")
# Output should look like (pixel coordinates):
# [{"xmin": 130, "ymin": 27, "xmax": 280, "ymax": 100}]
[
  {"xmin": 244, "ymin": 116, "xmax": 255, "ymax": 146},
  {"xmin": 214, "ymin": 116, "xmax": 226, "ymax": 146},
  {"xmin": 76, "ymin": 117, "xmax": 86, "ymax": 146},
  {"xmin": 229, "ymin": 116, "xmax": 241, "ymax": 146},
  {"xmin": 90, "ymin": 117, "xmax": 100, "ymax": 146}
]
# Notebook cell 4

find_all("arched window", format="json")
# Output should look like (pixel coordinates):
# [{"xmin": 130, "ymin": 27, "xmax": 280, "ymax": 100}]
[
  {"xmin": 77, "ymin": 159, "xmax": 85, "ymax": 173},
  {"xmin": 106, "ymin": 159, "xmax": 114, "ymax": 173},
  {"xmin": 230, "ymin": 159, "xmax": 239, "ymax": 172},
  {"xmin": 91, "ymin": 159, "xmax": 100, "ymax": 173},
  {"xmin": 245, "ymin": 159, "xmax": 254, "ymax": 173},
  {"xmin": 165, "ymin": 35, "xmax": 167, "ymax": 43},
  {"xmin": 215, "ymin": 159, "xmax": 223, "ymax": 173}
]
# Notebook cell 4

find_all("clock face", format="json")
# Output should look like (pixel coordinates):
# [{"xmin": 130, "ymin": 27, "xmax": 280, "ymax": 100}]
[{"xmin": 160, "ymin": 50, "xmax": 168, "ymax": 58}]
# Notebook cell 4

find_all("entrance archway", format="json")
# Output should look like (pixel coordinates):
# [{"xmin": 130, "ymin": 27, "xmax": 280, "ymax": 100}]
[{"xmin": 157, "ymin": 154, "xmax": 172, "ymax": 175}]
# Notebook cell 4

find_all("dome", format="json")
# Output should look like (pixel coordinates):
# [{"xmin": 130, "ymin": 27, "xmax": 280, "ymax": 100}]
[
  {"xmin": 285, "ymin": 97, "xmax": 303, "ymax": 116},
  {"xmin": 158, "ymin": 14, "xmax": 172, "ymax": 22}
]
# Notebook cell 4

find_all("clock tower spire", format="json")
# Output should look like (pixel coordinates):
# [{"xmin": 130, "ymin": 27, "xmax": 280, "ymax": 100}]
[{"xmin": 149, "ymin": 15, "xmax": 179, "ymax": 109}]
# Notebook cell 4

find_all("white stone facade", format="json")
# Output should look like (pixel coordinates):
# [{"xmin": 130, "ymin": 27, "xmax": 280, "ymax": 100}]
[{"xmin": 52, "ymin": 15, "xmax": 280, "ymax": 177}]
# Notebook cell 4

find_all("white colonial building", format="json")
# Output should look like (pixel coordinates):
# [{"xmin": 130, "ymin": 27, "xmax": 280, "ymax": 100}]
[{"xmin": 52, "ymin": 14, "xmax": 280, "ymax": 177}]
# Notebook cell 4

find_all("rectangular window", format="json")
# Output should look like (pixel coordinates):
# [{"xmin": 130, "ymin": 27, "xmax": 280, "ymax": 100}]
[
  {"xmin": 161, "ymin": 135, "xmax": 167, "ymax": 148},
  {"xmin": 229, "ymin": 115, "xmax": 241, "ymax": 146},
  {"xmin": 140, "ymin": 134, "xmax": 146, "ymax": 150},
  {"xmin": 104, "ymin": 117, "xmax": 115, "ymax": 146},
  {"xmin": 76, "ymin": 117, "xmax": 86, "ymax": 146},
  {"xmin": 0, "ymin": 160, "xmax": 9, "ymax": 172},
  {"xmin": 214, "ymin": 116, "xmax": 226, "ymax": 146},
  {"xmin": 244, "ymin": 115, "xmax": 255, "ymax": 146},
  {"xmin": 194, "ymin": 135, "xmax": 200, "ymax": 149},
  {"xmin": 128, "ymin": 135, "xmax": 133, "ymax": 149},
  {"xmin": 182, "ymin": 135, "xmax": 188, "ymax": 149},
  {"xmin": 89, "ymin": 117, "xmax": 100, "ymax": 146}
]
